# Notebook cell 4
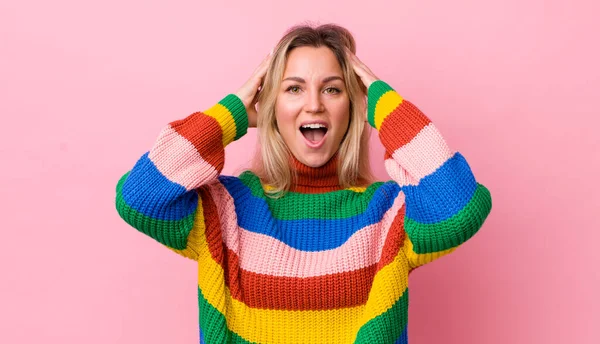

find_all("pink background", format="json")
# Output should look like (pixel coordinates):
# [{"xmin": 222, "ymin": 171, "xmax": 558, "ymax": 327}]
[{"xmin": 1, "ymin": 0, "xmax": 598, "ymax": 343}]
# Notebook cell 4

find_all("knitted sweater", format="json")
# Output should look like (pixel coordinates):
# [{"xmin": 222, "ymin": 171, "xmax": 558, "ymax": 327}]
[{"xmin": 115, "ymin": 80, "xmax": 492, "ymax": 344}]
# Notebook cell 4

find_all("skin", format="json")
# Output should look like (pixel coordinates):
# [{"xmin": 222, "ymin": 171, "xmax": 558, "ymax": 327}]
[
  {"xmin": 274, "ymin": 46, "xmax": 349, "ymax": 167},
  {"xmin": 235, "ymin": 46, "xmax": 379, "ymax": 168}
]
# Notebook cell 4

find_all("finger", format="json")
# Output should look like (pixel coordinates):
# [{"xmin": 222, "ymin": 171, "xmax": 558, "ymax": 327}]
[
  {"xmin": 345, "ymin": 49, "xmax": 366, "ymax": 76},
  {"xmin": 348, "ymin": 50, "xmax": 366, "ymax": 71},
  {"xmin": 348, "ymin": 51, "xmax": 373, "ymax": 76},
  {"xmin": 344, "ymin": 48, "xmax": 372, "ymax": 90},
  {"xmin": 251, "ymin": 52, "xmax": 272, "ymax": 76},
  {"xmin": 346, "ymin": 54, "xmax": 362, "ymax": 75},
  {"xmin": 262, "ymin": 50, "xmax": 273, "ymax": 66},
  {"xmin": 351, "ymin": 57, "xmax": 377, "ymax": 86},
  {"xmin": 345, "ymin": 47, "xmax": 359, "ymax": 67},
  {"xmin": 256, "ymin": 53, "xmax": 272, "ymax": 77},
  {"xmin": 248, "ymin": 55, "xmax": 271, "ymax": 92},
  {"xmin": 352, "ymin": 56, "xmax": 370, "ymax": 75}
]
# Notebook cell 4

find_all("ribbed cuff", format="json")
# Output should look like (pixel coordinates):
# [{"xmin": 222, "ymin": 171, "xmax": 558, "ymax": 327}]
[
  {"xmin": 218, "ymin": 94, "xmax": 248, "ymax": 142},
  {"xmin": 367, "ymin": 80, "xmax": 395, "ymax": 129}
]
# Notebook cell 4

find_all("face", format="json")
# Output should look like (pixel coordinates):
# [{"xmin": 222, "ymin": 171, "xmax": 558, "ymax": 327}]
[{"xmin": 275, "ymin": 46, "xmax": 350, "ymax": 168}]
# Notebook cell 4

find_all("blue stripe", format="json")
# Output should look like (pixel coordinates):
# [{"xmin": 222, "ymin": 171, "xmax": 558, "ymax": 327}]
[
  {"xmin": 394, "ymin": 324, "xmax": 408, "ymax": 343},
  {"xmin": 401, "ymin": 152, "xmax": 477, "ymax": 224},
  {"xmin": 121, "ymin": 152, "xmax": 198, "ymax": 221},
  {"xmin": 219, "ymin": 176, "xmax": 401, "ymax": 252},
  {"xmin": 199, "ymin": 326, "xmax": 205, "ymax": 344}
]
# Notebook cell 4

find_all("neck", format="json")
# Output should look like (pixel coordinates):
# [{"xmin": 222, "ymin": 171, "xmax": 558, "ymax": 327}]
[{"xmin": 289, "ymin": 151, "xmax": 343, "ymax": 193}]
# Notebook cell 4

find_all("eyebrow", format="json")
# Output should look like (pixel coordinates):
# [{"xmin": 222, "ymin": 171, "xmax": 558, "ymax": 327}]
[{"xmin": 282, "ymin": 76, "xmax": 344, "ymax": 83}]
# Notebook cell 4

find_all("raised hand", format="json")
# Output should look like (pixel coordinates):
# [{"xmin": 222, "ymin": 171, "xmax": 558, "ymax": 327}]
[
  {"xmin": 345, "ymin": 48, "xmax": 380, "ymax": 122},
  {"xmin": 235, "ymin": 52, "xmax": 272, "ymax": 128},
  {"xmin": 346, "ymin": 48, "xmax": 379, "ymax": 91}
]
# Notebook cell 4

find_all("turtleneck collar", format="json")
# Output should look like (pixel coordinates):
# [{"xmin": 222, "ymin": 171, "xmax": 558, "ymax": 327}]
[{"xmin": 289, "ymin": 151, "xmax": 344, "ymax": 193}]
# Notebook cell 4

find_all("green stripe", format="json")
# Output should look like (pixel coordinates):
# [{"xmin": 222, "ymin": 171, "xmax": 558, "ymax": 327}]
[
  {"xmin": 354, "ymin": 289, "xmax": 409, "ymax": 344},
  {"xmin": 219, "ymin": 94, "xmax": 248, "ymax": 141},
  {"xmin": 198, "ymin": 285, "xmax": 409, "ymax": 344},
  {"xmin": 239, "ymin": 171, "xmax": 388, "ymax": 220},
  {"xmin": 367, "ymin": 80, "xmax": 395, "ymax": 129},
  {"xmin": 405, "ymin": 183, "xmax": 492, "ymax": 254},
  {"xmin": 115, "ymin": 172, "xmax": 196, "ymax": 249},
  {"xmin": 198, "ymin": 286, "xmax": 252, "ymax": 344}
]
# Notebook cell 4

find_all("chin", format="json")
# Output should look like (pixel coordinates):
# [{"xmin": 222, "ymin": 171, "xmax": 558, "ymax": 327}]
[{"xmin": 296, "ymin": 149, "xmax": 331, "ymax": 168}]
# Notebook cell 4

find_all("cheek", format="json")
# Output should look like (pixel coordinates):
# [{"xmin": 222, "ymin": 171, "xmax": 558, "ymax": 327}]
[
  {"xmin": 276, "ymin": 96, "xmax": 303, "ymax": 116},
  {"xmin": 330, "ymin": 101, "xmax": 351, "ymax": 131},
  {"xmin": 275, "ymin": 97, "xmax": 302, "ymax": 132},
  {"xmin": 274, "ymin": 109, "xmax": 294, "ymax": 140}
]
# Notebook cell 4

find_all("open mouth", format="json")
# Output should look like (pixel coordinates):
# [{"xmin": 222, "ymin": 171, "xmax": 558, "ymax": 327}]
[{"xmin": 299, "ymin": 123, "xmax": 328, "ymax": 147}]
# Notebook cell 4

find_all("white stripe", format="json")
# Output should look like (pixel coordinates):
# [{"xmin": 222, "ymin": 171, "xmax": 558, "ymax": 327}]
[
  {"xmin": 148, "ymin": 125, "xmax": 219, "ymax": 190},
  {"xmin": 389, "ymin": 123, "xmax": 454, "ymax": 183},
  {"xmin": 206, "ymin": 182, "xmax": 407, "ymax": 277}
]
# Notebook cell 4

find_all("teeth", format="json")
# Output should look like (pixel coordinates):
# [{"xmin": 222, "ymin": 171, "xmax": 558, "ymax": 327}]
[{"xmin": 301, "ymin": 123, "xmax": 327, "ymax": 129}]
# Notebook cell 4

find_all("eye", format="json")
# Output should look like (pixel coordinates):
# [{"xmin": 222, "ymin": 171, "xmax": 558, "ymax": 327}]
[
  {"xmin": 286, "ymin": 85, "xmax": 301, "ymax": 94},
  {"xmin": 324, "ymin": 87, "xmax": 341, "ymax": 94}
]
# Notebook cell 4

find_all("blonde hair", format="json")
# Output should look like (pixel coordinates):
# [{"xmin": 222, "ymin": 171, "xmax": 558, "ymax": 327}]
[{"xmin": 248, "ymin": 23, "xmax": 375, "ymax": 198}]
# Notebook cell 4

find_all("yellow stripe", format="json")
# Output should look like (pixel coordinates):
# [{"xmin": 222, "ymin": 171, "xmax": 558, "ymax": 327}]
[
  {"xmin": 374, "ymin": 91, "xmax": 403, "ymax": 130},
  {"xmin": 402, "ymin": 237, "xmax": 456, "ymax": 270},
  {"xmin": 196, "ymin": 216, "xmax": 409, "ymax": 343},
  {"xmin": 168, "ymin": 198, "xmax": 204, "ymax": 261},
  {"xmin": 263, "ymin": 184, "xmax": 368, "ymax": 193},
  {"xmin": 204, "ymin": 103, "xmax": 237, "ymax": 146},
  {"xmin": 262, "ymin": 184, "xmax": 275, "ymax": 192}
]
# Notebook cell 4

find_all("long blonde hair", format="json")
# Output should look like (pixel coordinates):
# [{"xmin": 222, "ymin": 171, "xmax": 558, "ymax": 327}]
[{"xmin": 248, "ymin": 23, "xmax": 375, "ymax": 198}]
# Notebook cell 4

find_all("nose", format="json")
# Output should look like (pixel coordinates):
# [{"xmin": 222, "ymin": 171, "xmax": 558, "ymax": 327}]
[{"xmin": 305, "ymin": 88, "xmax": 324, "ymax": 113}]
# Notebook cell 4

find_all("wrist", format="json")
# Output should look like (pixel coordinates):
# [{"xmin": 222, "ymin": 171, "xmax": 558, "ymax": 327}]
[
  {"xmin": 235, "ymin": 93, "xmax": 249, "ymax": 108},
  {"xmin": 367, "ymin": 80, "xmax": 395, "ymax": 129},
  {"xmin": 222, "ymin": 94, "xmax": 249, "ymax": 140}
]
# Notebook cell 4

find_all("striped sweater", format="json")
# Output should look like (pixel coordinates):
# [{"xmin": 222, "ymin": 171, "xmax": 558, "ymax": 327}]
[{"xmin": 115, "ymin": 80, "xmax": 492, "ymax": 344}]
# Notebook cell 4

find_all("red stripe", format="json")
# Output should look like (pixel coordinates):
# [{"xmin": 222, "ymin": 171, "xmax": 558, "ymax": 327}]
[
  {"xmin": 379, "ymin": 100, "xmax": 431, "ymax": 154},
  {"xmin": 170, "ymin": 112, "xmax": 225, "ymax": 172},
  {"xmin": 199, "ymin": 188, "xmax": 408, "ymax": 311}
]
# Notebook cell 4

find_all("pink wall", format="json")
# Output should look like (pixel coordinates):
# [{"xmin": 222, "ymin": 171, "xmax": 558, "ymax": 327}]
[{"xmin": 1, "ymin": 0, "xmax": 598, "ymax": 343}]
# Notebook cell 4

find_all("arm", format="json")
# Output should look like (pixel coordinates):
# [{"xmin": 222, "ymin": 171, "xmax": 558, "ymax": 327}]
[
  {"xmin": 115, "ymin": 94, "xmax": 248, "ymax": 260},
  {"xmin": 367, "ymin": 80, "xmax": 492, "ymax": 270}
]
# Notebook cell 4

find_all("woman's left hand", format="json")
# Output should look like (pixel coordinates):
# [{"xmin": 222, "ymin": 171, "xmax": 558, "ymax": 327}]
[{"xmin": 346, "ymin": 48, "xmax": 379, "ymax": 91}]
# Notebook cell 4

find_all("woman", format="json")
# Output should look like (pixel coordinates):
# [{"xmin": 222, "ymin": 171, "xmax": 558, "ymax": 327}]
[{"xmin": 116, "ymin": 23, "xmax": 492, "ymax": 344}]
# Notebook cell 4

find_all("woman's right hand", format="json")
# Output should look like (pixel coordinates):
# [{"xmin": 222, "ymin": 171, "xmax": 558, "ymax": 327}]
[{"xmin": 235, "ymin": 52, "xmax": 272, "ymax": 128}]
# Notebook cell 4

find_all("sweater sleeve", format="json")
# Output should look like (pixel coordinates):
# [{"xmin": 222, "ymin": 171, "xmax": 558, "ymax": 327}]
[
  {"xmin": 115, "ymin": 94, "xmax": 248, "ymax": 261},
  {"xmin": 367, "ymin": 80, "xmax": 492, "ymax": 270}
]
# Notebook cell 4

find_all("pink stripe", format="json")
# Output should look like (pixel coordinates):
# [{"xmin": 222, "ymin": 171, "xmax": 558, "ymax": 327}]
[
  {"xmin": 389, "ymin": 123, "xmax": 454, "ymax": 184},
  {"xmin": 206, "ymin": 182, "xmax": 406, "ymax": 277},
  {"xmin": 148, "ymin": 125, "xmax": 219, "ymax": 191}
]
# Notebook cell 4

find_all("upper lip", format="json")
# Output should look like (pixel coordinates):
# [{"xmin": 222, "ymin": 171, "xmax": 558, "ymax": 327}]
[{"xmin": 299, "ymin": 120, "xmax": 329, "ymax": 129}]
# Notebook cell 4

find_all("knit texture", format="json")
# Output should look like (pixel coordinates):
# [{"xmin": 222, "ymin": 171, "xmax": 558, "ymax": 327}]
[{"xmin": 115, "ymin": 80, "xmax": 492, "ymax": 343}]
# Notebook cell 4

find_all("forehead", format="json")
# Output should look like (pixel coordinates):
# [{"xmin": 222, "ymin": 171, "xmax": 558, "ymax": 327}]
[{"xmin": 283, "ymin": 46, "xmax": 343, "ymax": 77}]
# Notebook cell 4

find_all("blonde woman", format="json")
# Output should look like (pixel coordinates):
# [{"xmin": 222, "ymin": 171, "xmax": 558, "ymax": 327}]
[{"xmin": 116, "ymin": 23, "xmax": 492, "ymax": 344}]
